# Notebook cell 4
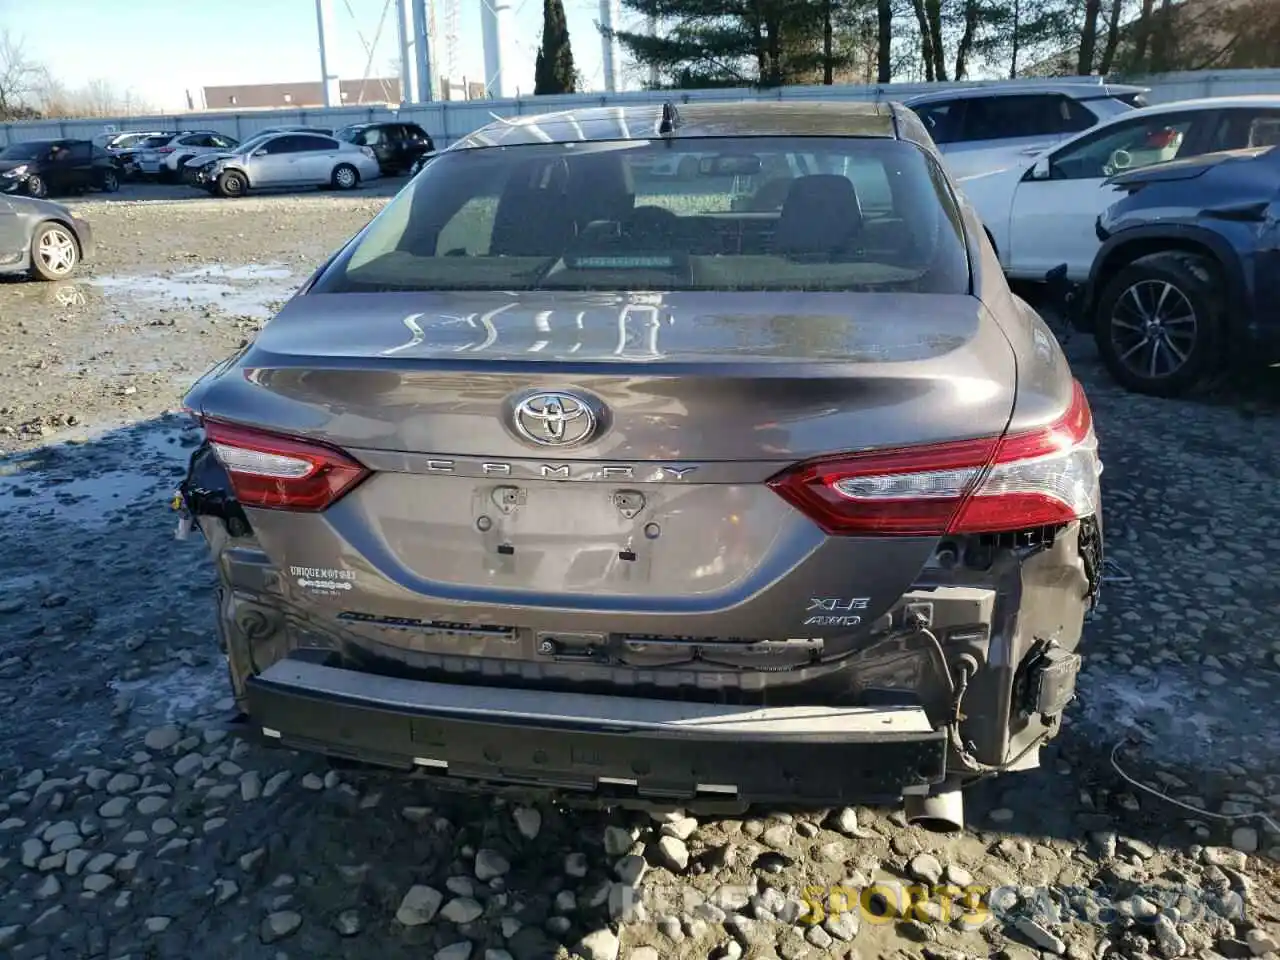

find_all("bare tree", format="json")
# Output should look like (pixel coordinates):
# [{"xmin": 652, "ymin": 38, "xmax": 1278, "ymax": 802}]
[{"xmin": 0, "ymin": 30, "xmax": 43, "ymax": 119}]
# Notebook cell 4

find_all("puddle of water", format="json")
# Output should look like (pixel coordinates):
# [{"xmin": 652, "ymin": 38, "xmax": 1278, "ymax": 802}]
[
  {"xmin": 0, "ymin": 469, "xmax": 172, "ymax": 526},
  {"xmin": 109, "ymin": 664, "xmax": 226, "ymax": 726},
  {"xmin": 176, "ymin": 263, "xmax": 292, "ymax": 281},
  {"xmin": 89, "ymin": 262, "xmax": 296, "ymax": 319}
]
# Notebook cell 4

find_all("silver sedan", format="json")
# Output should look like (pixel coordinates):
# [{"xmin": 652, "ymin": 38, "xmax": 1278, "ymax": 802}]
[{"xmin": 195, "ymin": 132, "xmax": 381, "ymax": 198}]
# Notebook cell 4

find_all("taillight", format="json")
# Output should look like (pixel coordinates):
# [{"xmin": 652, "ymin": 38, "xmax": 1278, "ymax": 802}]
[
  {"xmin": 767, "ymin": 381, "xmax": 1100, "ymax": 536},
  {"xmin": 157, "ymin": 146, "xmax": 176, "ymax": 154},
  {"xmin": 203, "ymin": 420, "xmax": 369, "ymax": 512}
]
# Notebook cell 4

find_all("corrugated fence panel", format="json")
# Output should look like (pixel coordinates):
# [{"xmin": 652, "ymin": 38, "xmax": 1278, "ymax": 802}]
[{"xmin": 5, "ymin": 69, "xmax": 1280, "ymax": 147}]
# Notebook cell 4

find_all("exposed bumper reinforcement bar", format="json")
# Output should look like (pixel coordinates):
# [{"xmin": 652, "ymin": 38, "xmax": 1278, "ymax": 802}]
[{"xmin": 245, "ymin": 658, "xmax": 949, "ymax": 804}]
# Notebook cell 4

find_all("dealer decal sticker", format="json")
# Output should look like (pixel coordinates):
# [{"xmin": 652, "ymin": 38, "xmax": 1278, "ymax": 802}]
[{"xmin": 289, "ymin": 566, "xmax": 356, "ymax": 594}]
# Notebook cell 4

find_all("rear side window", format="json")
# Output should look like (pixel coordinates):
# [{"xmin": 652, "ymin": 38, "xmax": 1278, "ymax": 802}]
[
  {"xmin": 959, "ymin": 94, "xmax": 1085, "ymax": 141},
  {"xmin": 298, "ymin": 135, "xmax": 339, "ymax": 152},
  {"xmin": 912, "ymin": 101, "xmax": 962, "ymax": 145},
  {"xmin": 68, "ymin": 142, "xmax": 92, "ymax": 162},
  {"xmin": 362, "ymin": 128, "xmax": 384, "ymax": 145},
  {"xmin": 315, "ymin": 136, "xmax": 970, "ymax": 295}
]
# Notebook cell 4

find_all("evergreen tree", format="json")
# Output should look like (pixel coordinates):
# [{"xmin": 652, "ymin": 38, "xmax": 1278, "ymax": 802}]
[{"xmin": 534, "ymin": 0, "xmax": 577, "ymax": 95}]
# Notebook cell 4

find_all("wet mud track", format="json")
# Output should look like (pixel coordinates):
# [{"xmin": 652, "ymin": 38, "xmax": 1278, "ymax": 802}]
[{"xmin": 0, "ymin": 189, "xmax": 1278, "ymax": 960}]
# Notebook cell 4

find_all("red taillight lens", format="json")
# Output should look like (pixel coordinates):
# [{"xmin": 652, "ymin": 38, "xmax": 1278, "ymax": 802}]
[
  {"xmin": 157, "ymin": 146, "xmax": 176, "ymax": 153},
  {"xmin": 768, "ymin": 381, "xmax": 1100, "ymax": 536},
  {"xmin": 203, "ymin": 420, "xmax": 369, "ymax": 512}
]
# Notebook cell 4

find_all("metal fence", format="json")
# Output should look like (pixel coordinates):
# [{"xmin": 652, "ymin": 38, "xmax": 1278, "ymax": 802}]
[{"xmin": 3, "ymin": 68, "xmax": 1279, "ymax": 148}]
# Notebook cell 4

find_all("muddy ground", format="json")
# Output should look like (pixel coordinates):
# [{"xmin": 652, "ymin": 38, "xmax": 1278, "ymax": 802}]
[{"xmin": 0, "ymin": 184, "xmax": 1278, "ymax": 960}]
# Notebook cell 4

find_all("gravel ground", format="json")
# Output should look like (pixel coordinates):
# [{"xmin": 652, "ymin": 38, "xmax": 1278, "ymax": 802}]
[{"xmin": 1, "ymin": 185, "xmax": 1278, "ymax": 960}]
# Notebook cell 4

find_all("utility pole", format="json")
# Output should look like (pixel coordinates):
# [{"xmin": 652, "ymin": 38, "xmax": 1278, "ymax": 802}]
[{"xmin": 315, "ymin": 0, "xmax": 343, "ymax": 107}]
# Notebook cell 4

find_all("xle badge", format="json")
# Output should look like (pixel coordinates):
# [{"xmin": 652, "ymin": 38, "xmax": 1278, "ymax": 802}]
[{"xmin": 804, "ymin": 596, "xmax": 869, "ymax": 627}]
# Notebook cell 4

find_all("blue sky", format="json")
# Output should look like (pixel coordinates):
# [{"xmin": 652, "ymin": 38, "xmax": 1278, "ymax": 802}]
[{"xmin": 1, "ymin": 0, "xmax": 638, "ymax": 112}]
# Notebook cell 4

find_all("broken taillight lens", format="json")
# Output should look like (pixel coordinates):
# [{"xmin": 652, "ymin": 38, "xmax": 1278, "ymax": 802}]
[
  {"xmin": 767, "ymin": 380, "xmax": 1100, "ymax": 536},
  {"xmin": 203, "ymin": 420, "xmax": 370, "ymax": 512}
]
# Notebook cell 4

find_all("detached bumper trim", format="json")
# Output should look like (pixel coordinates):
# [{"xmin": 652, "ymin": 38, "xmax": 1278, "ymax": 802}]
[{"xmin": 245, "ymin": 659, "xmax": 948, "ymax": 803}]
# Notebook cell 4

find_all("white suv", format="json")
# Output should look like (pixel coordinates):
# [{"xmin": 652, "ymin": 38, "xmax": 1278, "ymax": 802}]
[{"xmin": 904, "ymin": 79, "xmax": 1147, "ymax": 180}]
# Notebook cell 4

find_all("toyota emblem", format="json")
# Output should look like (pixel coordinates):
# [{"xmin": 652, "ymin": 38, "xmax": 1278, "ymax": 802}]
[{"xmin": 511, "ymin": 392, "xmax": 599, "ymax": 447}]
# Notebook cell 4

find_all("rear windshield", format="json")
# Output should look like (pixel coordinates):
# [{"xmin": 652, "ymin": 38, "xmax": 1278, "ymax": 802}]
[{"xmin": 313, "ymin": 136, "xmax": 970, "ymax": 294}]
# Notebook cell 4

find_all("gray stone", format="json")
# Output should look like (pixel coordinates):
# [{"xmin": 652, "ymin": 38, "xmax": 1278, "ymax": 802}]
[
  {"xmin": 554, "ymin": 889, "xmax": 577, "ymax": 913},
  {"xmin": 486, "ymin": 951, "xmax": 515, "ymax": 960},
  {"xmin": 98, "ymin": 796, "xmax": 130, "ymax": 818},
  {"xmin": 805, "ymin": 925, "xmax": 833, "ymax": 949},
  {"xmin": 173, "ymin": 753, "xmax": 203, "ymax": 777},
  {"xmin": 115, "ymin": 850, "xmax": 140, "ymax": 872},
  {"xmin": 0, "ymin": 817, "xmax": 24, "ymax": 831},
  {"xmin": 239, "ymin": 847, "xmax": 266, "ymax": 872},
  {"xmin": 603, "ymin": 825, "xmax": 635, "ymax": 856},
  {"xmin": 145, "ymin": 725, "xmax": 182, "ymax": 751},
  {"xmin": 240, "ymin": 771, "xmax": 262, "ymax": 801},
  {"xmin": 1011, "ymin": 917, "xmax": 1065, "ymax": 955},
  {"xmin": 762, "ymin": 824, "xmax": 793, "ymax": 848},
  {"xmin": 136, "ymin": 796, "xmax": 167, "ymax": 816},
  {"xmin": 661, "ymin": 816, "xmax": 698, "ymax": 841},
  {"xmin": 38, "ymin": 851, "xmax": 66, "ymax": 871},
  {"xmin": 83, "ymin": 873, "xmax": 115, "ymax": 893},
  {"xmin": 1149, "ymin": 914, "xmax": 1185, "ymax": 959},
  {"xmin": 447, "ymin": 876, "xmax": 475, "ymax": 897},
  {"xmin": 513, "ymin": 806, "xmax": 541, "ymax": 840},
  {"xmin": 1246, "ymin": 928, "xmax": 1279, "ymax": 956},
  {"xmin": 213, "ymin": 879, "xmax": 239, "ymax": 905},
  {"xmin": 629, "ymin": 949, "xmax": 660, "ymax": 960},
  {"xmin": 441, "ymin": 897, "xmax": 484, "ymax": 924},
  {"xmin": 260, "ymin": 911, "xmax": 302, "ymax": 944},
  {"xmin": 152, "ymin": 817, "xmax": 178, "ymax": 836},
  {"xmin": 20, "ymin": 838, "xmax": 44, "ymax": 868},
  {"xmin": 49, "ymin": 834, "xmax": 81, "ymax": 854},
  {"xmin": 0, "ymin": 926, "xmax": 21, "ymax": 950},
  {"xmin": 908, "ymin": 853, "xmax": 944, "ymax": 885},
  {"xmin": 334, "ymin": 909, "xmax": 362, "ymax": 936},
  {"xmin": 105, "ymin": 773, "xmax": 140, "ymax": 794},
  {"xmin": 203, "ymin": 817, "xmax": 227, "ymax": 833},
  {"xmin": 655, "ymin": 835, "xmax": 689, "ymax": 871},
  {"xmin": 65, "ymin": 848, "xmax": 90, "ymax": 876},
  {"xmin": 262, "ymin": 771, "xmax": 291, "ymax": 797},
  {"xmin": 436, "ymin": 943, "xmax": 473, "ymax": 960},
  {"xmin": 158, "ymin": 838, "xmax": 189, "ymax": 857},
  {"xmin": 301, "ymin": 773, "xmax": 324, "ymax": 790},
  {"xmin": 475, "ymin": 848, "xmax": 510, "ymax": 881},
  {"xmin": 122, "ymin": 830, "xmax": 148, "ymax": 845},
  {"xmin": 565, "ymin": 852, "xmax": 589, "ymax": 877},
  {"xmin": 42, "ymin": 820, "xmax": 78, "ymax": 841},
  {"xmin": 396, "ymin": 885, "xmax": 444, "ymax": 926},
  {"xmin": 576, "ymin": 928, "xmax": 620, "ymax": 960},
  {"xmin": 35, "ymin": 875, "xmax": 61, "ymax": 899},
  {"xmin": 615, "ymin": 853, "xmax": 647, "ymax": 885},
  {"xmin": 989, "ymin": 807, "xmax": 1015, "ymax": 823},
  {"xmin": 1201, "ymin": 846, "xmax": 1248, "ymax": 870},
  {"xmin": 825, "ymin": 909, "xmax": 860, "ymax": 941},
  {"xmin": 943, "ymin": 864, "xmax": 974, "ymax": 887},
  {"xmin": 1232, "ymin": 827, "xmax": 1260, "ymax": 853},
  {"xmin": 831, "ymin": 807, "xmax": 863, "ymax": 837}
]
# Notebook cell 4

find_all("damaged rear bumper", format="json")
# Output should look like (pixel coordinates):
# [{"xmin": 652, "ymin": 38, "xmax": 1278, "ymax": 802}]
[{"xmin": 245, "ymin": 656, "xmax": 949, "ymax": 805}]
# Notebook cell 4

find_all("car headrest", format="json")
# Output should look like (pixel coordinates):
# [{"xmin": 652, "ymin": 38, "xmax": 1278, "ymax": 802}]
[{"xmin": 773, "ymin": 174, "xmax": 864, "ymax": 257}]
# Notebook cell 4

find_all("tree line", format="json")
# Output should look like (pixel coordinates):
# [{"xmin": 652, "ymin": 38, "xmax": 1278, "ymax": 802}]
[
  {"xmin": 608, "ymin": 0, "xmax": 1280, "ymax": 88},
  {"xmin": 0, "ymin": 31, "xmax": 155, "ymax": 122}
]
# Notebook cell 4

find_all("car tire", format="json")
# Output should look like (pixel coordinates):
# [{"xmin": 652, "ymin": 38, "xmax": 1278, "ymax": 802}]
[
  {"xmin": 216, "ymin": 170, "xmax": 248, "ymax": 198},
  {"xmin": 332, "ymin": 163, "xmax": 359, "ymax": 191},
  {"xmin": 29, "ymin": 222, "xmax": 80, "ymax": 281},
  {"xmin": 1093, "ymin": 252, "xmax": 1224, "ymax": 398},
  {"xmin": 99, "ymin": 169, "xmax": 120, "ymax": 193},
  {"xmin": 25, "ymin": 175, "xmax": 48, "ymax": 199}
]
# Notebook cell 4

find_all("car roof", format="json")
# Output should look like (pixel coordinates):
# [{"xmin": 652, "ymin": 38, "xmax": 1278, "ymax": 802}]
[
  {"xmin": 904, "ymin": 79, "xmax": 1149, "ymax": 106},
  {"xmin": 454, "ymin": 100, "xmax": 899, "ymax": 150},
  {"xmin": 1123, "ymin": 94, "xmax": 1280, "ymax": 117}
]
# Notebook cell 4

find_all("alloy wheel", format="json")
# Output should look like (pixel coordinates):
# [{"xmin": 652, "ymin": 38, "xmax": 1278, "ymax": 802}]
[
  {"xmin": 1108, "ymin": 279, "xmax": 1198, "ymax": 380},
  {"xmin": 37, "ymin": 227, "xmax": 78, "ymax": 276}
]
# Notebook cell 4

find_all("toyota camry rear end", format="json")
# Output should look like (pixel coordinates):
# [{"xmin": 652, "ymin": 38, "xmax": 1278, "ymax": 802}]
[{"xmin": 177, "ymin": 101, "xmax": 1103, "ymax": 826}]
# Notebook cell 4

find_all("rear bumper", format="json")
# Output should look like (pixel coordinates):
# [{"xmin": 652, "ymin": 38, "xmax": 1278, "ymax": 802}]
[{"xmin": 245, "ymin": 657, "xmax": 949, "ymax": 804}]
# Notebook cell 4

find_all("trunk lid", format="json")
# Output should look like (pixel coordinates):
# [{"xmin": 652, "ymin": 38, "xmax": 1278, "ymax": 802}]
[
  {"xmin": 194, "ymin": 290, "xmax": 1016, "ymax": 461},
  {"xmin": 190, "ymin": 290, "xmax": 1018, "ymax": 644}
]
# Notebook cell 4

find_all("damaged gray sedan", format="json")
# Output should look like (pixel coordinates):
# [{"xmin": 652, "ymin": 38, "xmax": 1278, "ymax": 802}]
[{"xmin": 177, "ymin": 100, "xmax": 1103, "ymax": 829}]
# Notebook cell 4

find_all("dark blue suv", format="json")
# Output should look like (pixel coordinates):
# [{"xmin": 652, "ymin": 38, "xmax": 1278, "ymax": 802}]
[{"xmin": 1069, "ymin": 140, "xmax": 1280, "ymax": 396}]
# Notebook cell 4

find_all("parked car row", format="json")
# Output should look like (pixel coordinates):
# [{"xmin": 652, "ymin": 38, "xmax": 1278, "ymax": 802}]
[{"xmin": 0, "ymin": 121, "xmax": 436, "ymax": 200}]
